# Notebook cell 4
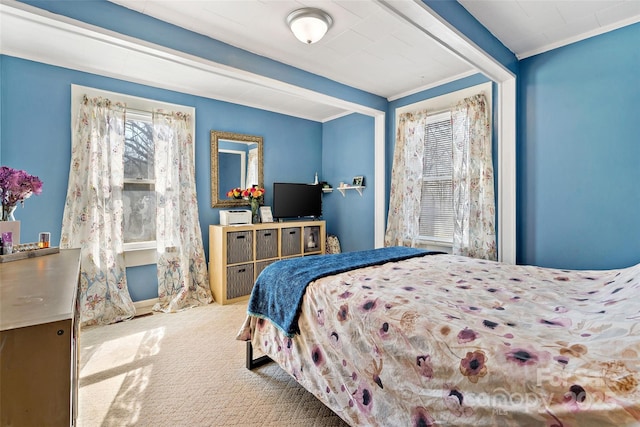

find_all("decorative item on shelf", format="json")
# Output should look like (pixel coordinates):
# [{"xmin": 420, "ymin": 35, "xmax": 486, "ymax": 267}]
[
  {"xmin": 1, "ymin": 231, "xmax": 13, "ymax": 255},
  {"xmin": 227, "ymin": 185, "xmax": 265, "ymax": 224},
  {"xmin": 336, "ymin": 177, "xmax": 366, "ymax": 197},
  {"xmin": 250, "ymin": 198, "xmax": 260, "ymax": 224},
  {"xmin": 259, "ymin": 206, "xmax": 273, "ymax": 223},
  {"xmin": 0, "ymin": 220, "xmax": 20, "ymax": 246},
  {"xmin": 0, "ymin": 166, "xmax": 43, "ymax": 221},
  {"xmin": 39, "ymin": 231, "xmax": 51, "ymax": 248},
  {"xmin": 0, "ymin": 243, "xmax": 60, "ymax": 263}
]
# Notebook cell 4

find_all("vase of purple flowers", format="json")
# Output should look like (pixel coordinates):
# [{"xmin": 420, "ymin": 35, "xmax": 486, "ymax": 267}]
[{"xmin": 0, "ymin": 166, "xmax": 43, "ymax": 221}]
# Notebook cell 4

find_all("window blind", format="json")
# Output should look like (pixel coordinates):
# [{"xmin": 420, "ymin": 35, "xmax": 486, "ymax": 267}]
[{"xmin": 419, "ymin": 113, "xmax": 453, "ymax": 242}]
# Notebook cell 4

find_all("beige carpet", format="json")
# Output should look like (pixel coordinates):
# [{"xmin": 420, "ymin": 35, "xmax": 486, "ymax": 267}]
[{"xmin": 78, "ymin": 302, "xmax": 348, "ymax": 427}]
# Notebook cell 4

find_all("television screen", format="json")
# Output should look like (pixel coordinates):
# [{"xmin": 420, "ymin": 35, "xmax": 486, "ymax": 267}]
[{"xmin": 272, "ymin": 183, "xmax": 322, "ymax": 220}]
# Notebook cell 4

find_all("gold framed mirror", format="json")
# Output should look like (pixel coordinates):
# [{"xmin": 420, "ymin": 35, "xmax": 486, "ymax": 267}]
[{"xmin": 211, "ymin": 130, "xmax": 264, "ymax": 208}]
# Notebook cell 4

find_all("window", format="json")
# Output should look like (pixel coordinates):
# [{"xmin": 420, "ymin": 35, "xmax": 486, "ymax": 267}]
[
  {"xmin": 71, "ymin": 85, "xmax": 195, "ymax": 265},
  {"xmin": 123, "ymin": 111, "xmax": 156, "ymax": 247},
  {"xmin": 419, "ymin": 112, "xmax": 453, "ymax": 243},
  {"xmin": 392, "ymin": 82, "xmax": 492, "ymax": 252}
]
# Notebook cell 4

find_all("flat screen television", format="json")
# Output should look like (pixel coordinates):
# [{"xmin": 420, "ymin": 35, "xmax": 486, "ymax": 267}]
[{"xmin": 272, "ymin": 182, "xmax": 322, "ymax": 220}]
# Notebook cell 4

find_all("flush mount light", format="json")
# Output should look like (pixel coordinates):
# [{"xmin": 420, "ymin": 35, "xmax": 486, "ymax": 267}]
[{"xmin": 286, "ymin": 8, "xmax": 333, "ymax": 44}]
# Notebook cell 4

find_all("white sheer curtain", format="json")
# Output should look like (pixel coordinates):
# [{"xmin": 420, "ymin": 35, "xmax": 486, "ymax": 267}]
[
  {"xmin": 452, "ymin": 94, "xmax": 496, "ymax": 260},
  {"xmin": 61, "ymin": 95, "xmax": 136, "ymax": 326},
  {"xmin": 384, "ymin": 110, "xmax": 427, "ymax": 247},
  {"xmin": 246, "ymin": 147, "xmax": 258, "ymax": 187},
  {"xmin": 385, "ymin": 94, "xmax": 496, "ymax": 259},
  {"xmin": 152, "ymin": 111, "xmax": 213, "ymax": 312}
]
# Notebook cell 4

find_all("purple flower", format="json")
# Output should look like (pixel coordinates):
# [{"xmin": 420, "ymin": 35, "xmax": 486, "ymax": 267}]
[
  {"xmin": 360, "ymin": 299, "xmax": 377, "ymax": 312},
  {"xmin": 416, "ymin": 355, "xmax": 434, "ymax": 379},
  {"xmin": 411, "ymin": 406, "xmax": 435, "ymax": 427},
  {"xmin": 311, "ymin": 345, "xmax": 325, "ymax": 367},
  {"xmin": 442, "ymin": 383, "xmax": 473, "ymax": 417},
  {"xmin": 337, "ymin": 304, "xmax": 349, "ymax": 322},
  {"xmin": 0, "ymin": 166, "xmax": 43, "ymax": 220},
  {"xmin": 457, "ymin": 328, "xmax": 478, "ymax": 343},
  {"xmin": 352, "ymin": 382, "xmax": 373, "ymax": 413}
]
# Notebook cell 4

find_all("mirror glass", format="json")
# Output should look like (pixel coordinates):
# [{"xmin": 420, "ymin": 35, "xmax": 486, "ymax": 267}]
[{"xmin": 211, "ymin": 130, "xmax": 263, "ymax": 208}]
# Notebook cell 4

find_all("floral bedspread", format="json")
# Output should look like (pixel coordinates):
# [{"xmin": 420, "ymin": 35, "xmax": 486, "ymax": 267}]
[{"xmin": 238, "ymin": 254, "xmax": 640, "ymax": 426}]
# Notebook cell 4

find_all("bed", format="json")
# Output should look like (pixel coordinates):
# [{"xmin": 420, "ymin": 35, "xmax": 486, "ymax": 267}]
[{"xmin": 237, "ymin": 247, "xmax": 640, "ymax": 426}]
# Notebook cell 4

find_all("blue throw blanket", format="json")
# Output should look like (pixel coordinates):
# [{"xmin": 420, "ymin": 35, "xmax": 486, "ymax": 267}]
[{"xmin": 247, "ymin": 246, "xmax": 438, "ymax": 336}]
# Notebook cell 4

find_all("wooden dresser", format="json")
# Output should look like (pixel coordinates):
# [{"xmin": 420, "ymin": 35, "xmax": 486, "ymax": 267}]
[
  {"xmin": 0, "ymin": 249, "xmax": 81, "ymax": 426},
  {"xmin": 209, "ymin": 221, "xmax": 325, "ymax": 305}
]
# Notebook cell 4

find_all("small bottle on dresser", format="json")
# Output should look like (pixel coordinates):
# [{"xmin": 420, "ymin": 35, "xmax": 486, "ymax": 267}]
[{"xmin": 1, "ymin": 231, "xmax": 13, "ymax": 255}]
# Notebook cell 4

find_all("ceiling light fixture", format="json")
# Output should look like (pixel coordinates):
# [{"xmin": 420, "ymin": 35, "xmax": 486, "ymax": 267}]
[{"xmin": 286, "ymin": 8, "xmax": 333, "ymax": 45}]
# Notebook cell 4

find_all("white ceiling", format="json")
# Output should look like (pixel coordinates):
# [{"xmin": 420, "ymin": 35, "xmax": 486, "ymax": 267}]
[
  {"xmin": 458, "ymin": 0, "xmax": 640, "ymax": 59},
  {"xmin": 107, "ymin": 0, "xmax": 477, "ymax": 100},
  {"xmin": 108, "ymin": 0, "xmax": 639, "ymax": 91},
  {"xmin": 1, "ymin": 0, "xmax": 638, "ymax": 122}
]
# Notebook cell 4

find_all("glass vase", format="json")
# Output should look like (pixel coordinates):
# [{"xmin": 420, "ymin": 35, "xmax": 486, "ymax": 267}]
[
  {"xmin": 250, "ymin": 198, "xmax": 259, "ymax": 224},
  {"xmin": 2, "ymin": 205, "xmax": 16, "ymax": 222}
]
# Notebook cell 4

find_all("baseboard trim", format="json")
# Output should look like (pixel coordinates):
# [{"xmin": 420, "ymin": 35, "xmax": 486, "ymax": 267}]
[{"xmin": 133, "ymin": 298, "xmax": 157, "ymax": 317}]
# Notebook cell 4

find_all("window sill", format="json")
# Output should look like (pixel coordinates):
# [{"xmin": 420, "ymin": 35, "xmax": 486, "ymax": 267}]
[
  {"xmin": 123, "ymin": 246, "xmax": 157, "ymax": 267},
  {"xmin": 410, "ymin": 239, "xmax": 453, "ymax": 254}
]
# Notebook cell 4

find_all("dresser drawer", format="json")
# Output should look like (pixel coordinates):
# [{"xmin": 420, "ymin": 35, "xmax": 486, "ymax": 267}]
[
  {"xmin": 226, "ymin": 263, "xmax": 254, "ymax": 299},
  {"xmin": 256, "ymin": 229, "xmax": 278, "ymax": 260},
  {"xmin": 281, "ymin": 227, "xmax": 301, "ymax": 256},
  {"xmin": 227, "ymin": 231, "xmax": 253, "ymax": 264}
]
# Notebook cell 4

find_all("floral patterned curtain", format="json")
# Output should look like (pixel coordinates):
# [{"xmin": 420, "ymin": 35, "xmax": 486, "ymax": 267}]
[
  {"xmin": 384, "ymin": 110, "xmax": 427, "ymax": 247},
  {"xmin": 452, "ymin": 94, "xmax": 497, "ymax": 260},
  {"xmin": 152, "ymin": 111, "xmax": 213, "ymax": 312},
  {"xmin": 61, "ymin": 95, "xmax": 136, "ymax": 326}
]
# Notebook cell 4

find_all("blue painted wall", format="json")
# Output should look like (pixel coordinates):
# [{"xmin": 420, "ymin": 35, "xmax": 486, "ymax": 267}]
[
  {"xmin": 0, "ymin": 55, "xmax": 323, "ymax": 300},
  {"xmin": 322, "ymin": 113, "xmax": 375, "ymax": 253},
  {"xmin": 126, "ymin": 265, "xmax": 157, "ymax": 301},
  {"xmin": 2, "ymin": 0, "xmax": 637, "ymax": 294},
  {"xmin": 518, "ymin": 23, "xmax": 640, "ymax": 269}
]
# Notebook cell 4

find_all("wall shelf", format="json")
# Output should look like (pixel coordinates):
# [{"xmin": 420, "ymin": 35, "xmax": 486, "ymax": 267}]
[{"xmin": 337, "ymin": 185, "xmax": 365, "ymax": 197}]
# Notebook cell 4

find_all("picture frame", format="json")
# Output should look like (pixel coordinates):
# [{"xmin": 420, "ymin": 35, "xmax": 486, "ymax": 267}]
[
  {"xmin": 304, "ymin": 226, "xmax": 320, "ymax": 253},
  {"xmin": 259, "ymin": 206, "xmax": 273, "ymax": 223},
  {"xmin": 352, "ymin": 176, "xmax": 364, "ymax": 187}
]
